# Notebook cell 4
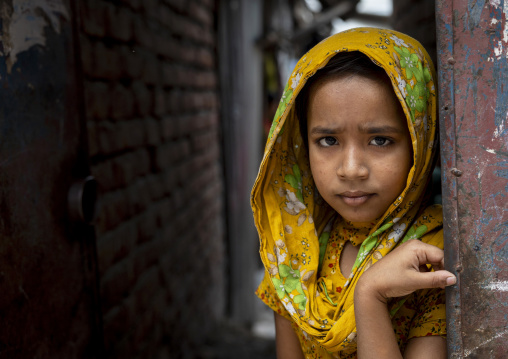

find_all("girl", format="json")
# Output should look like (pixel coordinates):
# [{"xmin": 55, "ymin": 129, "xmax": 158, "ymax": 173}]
[{"xmin": 252, "ymin": 28, "xmax": 457, "ymax": 358}]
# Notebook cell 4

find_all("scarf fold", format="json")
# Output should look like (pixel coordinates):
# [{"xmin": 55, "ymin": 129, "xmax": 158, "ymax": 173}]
[{"xmin": 251, "ymin": 28, "xmax": 440, "ymax": 352}]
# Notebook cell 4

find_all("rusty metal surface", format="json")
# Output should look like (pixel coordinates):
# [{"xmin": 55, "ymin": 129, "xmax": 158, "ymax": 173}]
[
  {"xmin": 0, "ymin": 0, "xmax": 102, "ymax": 357},
  {"xmin": 436, "ymin": 1, "xmax": 508, "ymax": 358}
]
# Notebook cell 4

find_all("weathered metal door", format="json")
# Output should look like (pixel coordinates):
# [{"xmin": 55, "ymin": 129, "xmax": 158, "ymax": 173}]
[
  {"xmin": 436, "ymin": 1, "xmax": 508, "ymax": 357},
  {"xmin": 0, "ymin": 1, "xmax": 102, "ymax": 357}
]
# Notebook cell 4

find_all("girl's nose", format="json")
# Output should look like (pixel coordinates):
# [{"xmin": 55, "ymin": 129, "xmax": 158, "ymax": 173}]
[{"xmin": 336, "ymin": 147, "xmax": 369, "ymax": 180}]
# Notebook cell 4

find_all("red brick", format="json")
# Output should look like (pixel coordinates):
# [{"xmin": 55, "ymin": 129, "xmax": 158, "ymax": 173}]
[
  {"xmin": 188, "ymin": 2, "xmax": 213, "ymax": 28},
  {"xmin": 179, "ymin": 17, "xmax": 202, "ymax": 43},
  {"xmin": 100, "ymin": 258, "xmax": 136, "ymax": 312},
  {"xmin": 191, "ymin": 129, "xmax": 217, "ymax": 152},
  {"xmin": 79, "ymin": 34, "xmax": 94, "ymax": 77},
  {"xmin": 141, "ymin": 0, "xmax": 159, "ymax": 18},
  {"xmin": 81, "ymin": 0, "xmax": 106, "ymax": 37},
  {"xmin": 133, "ymin": 17, "xmax": 156, "ymax": 49},
  {"xmin": 105, "ymin": 5, "xmax": 133, "ymax": 42},
  {"xmin": 205, "ymin": 91, "xmax": 219, "ymax": 109},
  {"xmin": 145, "ymin": 174, "xmax": 165, "ymax": 201},
  {"xmin": 179, "ymin": 43, "xmax": 196, "ymax": 63},
  {"xmin": 122, "ymin": 46, "xmax": 143, "ymax": 79},
  {"xmin": 200, "ymin": 0, "xmax": 215, "ymax": 10},
  {"xmin": 145, "ymin": 118, "xmax": 161, "ymax": 145},
  {"xmin": 195, "ymin": 47, "xmax": 215, "ymax": 68},
  {"xmin": 87, "ymin": 121, "xmax": 100, "ymax": 157},
  {"xmin": 85, "ymin": 81, "xmax": 110, "ymax": 120},
  {"xmin": 141, "ymin": 53, "xmax": 160, "ymax": 85},
  {"xmin": 120, "ymin": 0, "xmax": 141, "ymax": 11},
  {"xmin": 93, "ymin": 42, "xmax": 123, "ymax": 80},
  {"xmin": 102, "ymin": 304, "xmax": 131, "ymax": 350},
  {"xmin": 155, "ymin": 197, "xmax": 175, "ymax": 224},
  {"xmin": 110, "ymin": 84, "xmax": 134, "ymax": 119},
  {"xmin": 136, "ymin": 209, "xmax": 159, "ymax": 243},
  {"xmin": 97, "ymin": 221, "xmax": 137, "ymax": 275},
  {"xmin": 132, "ymin": 309, "xmax": 157, "ymax": 352},
  {"xmin": 193, "ymin": 71, "xmax": 217, "ymax": 89},
  {"xmin": 111, "ymin": 154, "xmax": 134, "ymax": 187},
  {"xmin": 193, "ymin": 113, "xmax": 217, "ymax": 131},
  {"xmin": 160, "ymin": 116, "xmax": 176, "ymax": 139},
  {"xmin": 157, "ymin": 35, "xmax": 182, "ymax": 60},
  {"xmin": 162, "ymin": 171, "xmax": 178, "ymax": 195},
  {"xmin": 100, "ymin": 190, "xmax": 131, "ymax": 232},
  {"xmin": 161, "ymin": 63, "xmax": 179, "ymax": 86},
  {"xmin": 166, "ymin": 91, "xmax": 182, "ymax": 114},
  {"xmin": 154, "ymin": 87, "xmax": 167, "ymax": 116},
  {"xmin": 116, "ymin": 120, "xmax": 145, "ymax": 150},
  {"xmin": 96, "ymin": 121, "xmax": 117, "ymax": 155},
  {"xmin": 132, "ymin": 81, "xmax": 152, "ymax": 116},
  {"xmin": 92, "ymin": 160, "xmax": 115, "ymax": 192},
  {"xmin": 133, "ymin": 149, "xmax": 152, "ymax": 177},
  {"xmin": 126, "ymin": 181, "xmax": 151, "ymax": 214},
  {"xmin": 201, "ymin": 30, "xmax": 215, "ymax": 47},
  {"xmin": 163, "ymin": 0, "xmax": 187, "ymax": 13},
  {"xmin": 154, "ymin": 140, "xmax": 191, "ymax": 170}
]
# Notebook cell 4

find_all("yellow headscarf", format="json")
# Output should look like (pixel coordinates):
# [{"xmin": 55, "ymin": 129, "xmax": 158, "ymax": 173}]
[{"xmin": 251, "ymin": 28, "xmax": 442, "ymax": 352}]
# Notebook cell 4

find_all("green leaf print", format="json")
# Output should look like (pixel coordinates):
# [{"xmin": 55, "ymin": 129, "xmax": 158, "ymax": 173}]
[
  {"xmin": 269, "ymin": 84, "xmax": 293, "ymax": 139},
  {"xmin": 284, "ymin": 275, "xmax": 300, "ymax": 292},
  {"xmin": 295, "ymin": 282, "xmax": 304, "ymax": 295},
  {"xmin": 318, "ymin": 232, "xmax": 330, "ymax": 268},
  {"xmin": 394, "ymin": 46, "xmax": 420, "ymax": 80},
  {"xmin": 272, "ymin": 277, "xmax": 286, "ymax": 299},
  {"xmin": 293, "ymin": 294, "xmax": 306, "ymax": 304},
  {"xmin": 284, "ymin": 174, "xmax": 298, "ymax": 190},
  {"xmin": 284, "ymin": 164, "xmax": 304, "ymax": 202},
  {"xmin": 298, "ymin": 300, "xmax": 307, "ymax": 310},
  {"xmin": 423, "ymin": 66, "xmax": 432, "ymax": 83},
  {"xmin": 352, "ymin": 235, "xmax": 379, "ymax": 270},
  {"xmin": 405, "ymin": 84, "xmax": 423, "ymax": 122},
  {"xmin": 268, "ymin": 119, "xmax": 278, "ymax": 140},
  {"xmin": 294, "ymin": 291, "xmax": 307, "ymax": 310},
  {"xmin": 402, "ymin": 224, "xmax": 428, "ymax": 242},
  {"xmin": 278, "ymin": 264, "xmax": 291, "ymax": 277},
  {"xmin": 292, "ymin": 164, "xmax": 301, "ymax": 182}
]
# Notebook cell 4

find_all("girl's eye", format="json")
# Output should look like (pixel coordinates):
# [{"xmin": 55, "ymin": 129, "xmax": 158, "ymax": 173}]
[
  {"xmin": 318, "ymin": 137, "xmax": 337, "ymax": 147},
  {"xmin": 370, "ymin": 137, "xmax": 391, "ymax": 146}
]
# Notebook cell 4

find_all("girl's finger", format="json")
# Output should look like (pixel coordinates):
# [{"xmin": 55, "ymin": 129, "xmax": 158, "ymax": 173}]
[{"xmin": 410, "ymin": 270, "xmax": 456, "ymax": 290}]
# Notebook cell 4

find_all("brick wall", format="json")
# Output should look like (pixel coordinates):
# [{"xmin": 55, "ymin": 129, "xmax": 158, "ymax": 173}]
[{"xmin": 78, "ymin": 0, "xmax": 225, "ymax": 357}]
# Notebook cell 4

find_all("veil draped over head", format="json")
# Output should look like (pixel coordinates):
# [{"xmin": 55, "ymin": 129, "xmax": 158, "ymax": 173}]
[{"xmin": 251, "ymin": 28, "xmax": 443, "ymax": 354}]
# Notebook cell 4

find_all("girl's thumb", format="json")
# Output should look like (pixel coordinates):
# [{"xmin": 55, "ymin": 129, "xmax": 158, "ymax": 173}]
[{"xmin": 415, "ymin": 270, "xmax": 456, "ymax": 289}]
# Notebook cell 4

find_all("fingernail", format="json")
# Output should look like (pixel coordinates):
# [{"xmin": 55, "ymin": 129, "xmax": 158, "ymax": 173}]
[{"xmin": 446, "ymin": 277, "xmax": 456, "ymax": 286}]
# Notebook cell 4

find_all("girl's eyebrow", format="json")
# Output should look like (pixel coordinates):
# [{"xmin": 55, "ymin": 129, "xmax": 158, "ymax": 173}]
[
  {"xmin": 309, "ymin": 124, "xmax": 404, "ymax": 135},
  {"xmin": 309, "ymin": 126, "xmax": 344, "ymax": 135}
]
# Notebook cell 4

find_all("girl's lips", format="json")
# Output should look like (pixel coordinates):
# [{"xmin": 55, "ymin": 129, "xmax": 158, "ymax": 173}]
[{"xmin": 338, "ymin": 192, "xmax": 375, "ymax": 206}]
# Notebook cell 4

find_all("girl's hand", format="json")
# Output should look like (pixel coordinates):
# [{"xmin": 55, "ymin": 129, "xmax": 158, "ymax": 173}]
[
  {"xmin": 354, "ymin": 240, "xmax": 455, "ymax": 359},
  {"xmin": 355, "ymin": 239, "xmax": 456, "ymax": 303}
]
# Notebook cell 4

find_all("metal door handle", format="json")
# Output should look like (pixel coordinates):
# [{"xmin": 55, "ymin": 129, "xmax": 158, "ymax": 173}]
[{"xmin": 68, "ymin": 176, "xmax": 97, "ymax": 223}]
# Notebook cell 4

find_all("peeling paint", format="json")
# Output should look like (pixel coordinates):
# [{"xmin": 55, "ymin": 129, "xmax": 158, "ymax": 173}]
[
  {"xmin": 487, "ymin": 0, "xmax": 508, "ymax": 61},
  {"xmin": 484, "ymin": 280, "xmax": 508, "ymax": 291},
  {"xmin": 489, "ymin": 0, "xmax": 500, "ymax": 9},
  {"xmin": 463, "ymin": 329, "xmax": 508, "ymax": 357},
  {"xmin": 437, "ymin": 0, "xmax": 508, "ymax": 356},
  {"xmin": 0, "ymin": 0, "xmax": 69, "ymax": 73},
  {"xmin": 493, "ymin": 113, "xmax": 506, "ymax": 137}
]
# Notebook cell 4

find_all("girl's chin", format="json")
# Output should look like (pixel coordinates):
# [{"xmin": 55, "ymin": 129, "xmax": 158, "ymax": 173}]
[{"xmin": 338, "ymin": 212, "xmax": 382, "ymax": 226}]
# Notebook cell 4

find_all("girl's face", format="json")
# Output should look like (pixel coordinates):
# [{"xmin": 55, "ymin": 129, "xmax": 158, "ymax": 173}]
[{"xmin": 307, "ymin": 75, "xmax": 412, "ymax": 224}]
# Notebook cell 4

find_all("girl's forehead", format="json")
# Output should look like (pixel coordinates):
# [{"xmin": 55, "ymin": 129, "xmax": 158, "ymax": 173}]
[{"xmin": 306, "ymin": 74, "xmax": 409, "ymax": 132}]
